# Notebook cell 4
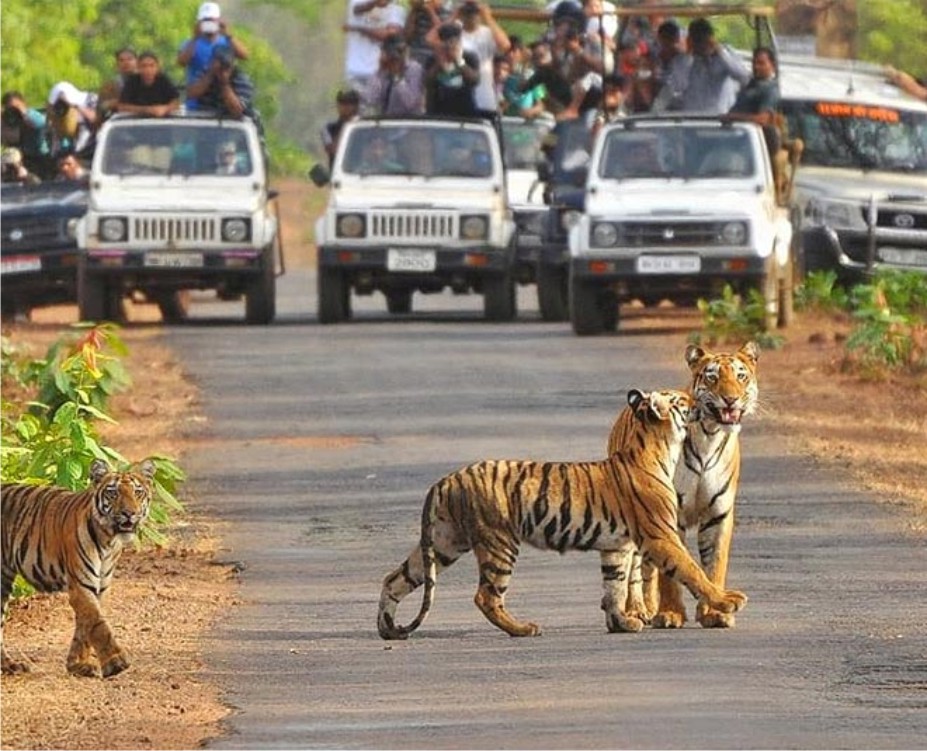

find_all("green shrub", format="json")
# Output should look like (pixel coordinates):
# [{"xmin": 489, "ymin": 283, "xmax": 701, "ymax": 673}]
[
  {"xmin": 1, "ymin": 324, "xmax": 186, "ymax": 547},
  {"xmin": 795, "ymin": 270, "xmax": 850, "ymax": 313},
  {"xmin": 692, "ymin": 285, "xmax": 784, "ymax": 350}
]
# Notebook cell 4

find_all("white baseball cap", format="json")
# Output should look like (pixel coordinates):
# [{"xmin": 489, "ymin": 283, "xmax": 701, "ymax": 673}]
[{"xmin": 197, "ymin": 2, "xmax": 221, "ymax": 20}]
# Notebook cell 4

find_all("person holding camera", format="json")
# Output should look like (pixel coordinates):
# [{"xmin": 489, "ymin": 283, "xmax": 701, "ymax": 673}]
[
  {"xmin": 1, "ymin": 91, "xmax": 50, "ymax": 177},
  {"xmin": 186, "ymin": 46, "xmax": 255, "ymax": 120},
  {"xmin": 46, "ymin": 82, "xmax": 98, "ymax": 160},
  {"xmin": 177, "ymin": 2, "xmax": 249, "ymax": 111},
  {"xmin": 1, "ymin": 147, "xmax": 41, "ymax": 186},
  {"xmin": 363, "ymin": 33, "xmax": 425, "ymax": 116},
  {"xmin": 424, "ymin": 22, "xmax": 481, "ymax": 117},
  {"xmin": 404, "ymin": 0, "xmax": 453, "ymax": 67}
]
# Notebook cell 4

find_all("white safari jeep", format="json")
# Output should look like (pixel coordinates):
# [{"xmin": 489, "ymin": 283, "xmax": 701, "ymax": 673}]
[
  {"xmin": 568, "ymin": 116, "xmax": 796, "ymax": 335},
  {"xmin": 77, "ymin": 113, "xmax": 280, "ymax": 324},
  {"xmin": 311, "ymin": 117, "xmax": 516, "ymax": 322}
]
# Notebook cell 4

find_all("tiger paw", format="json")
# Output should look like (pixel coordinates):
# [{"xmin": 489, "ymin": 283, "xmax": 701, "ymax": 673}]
[
  {"xmin": 508, "ymin": 621, "xmax": 542, "ymax": 637},
  {"xmin": 698, "ymin": 609, "xmax": 736, "ymax": 629},
  {"xmin": 67, "ymin": 660, "xmax": 100, "ymax": 678},
  {"xmin": 605, "ymin": 612, "xmax": 644, "ymax": 633},
  {"xmin": 713, "ymin": 589, "xmax": 748, "ymax": 614},
  {"xmin": 101, "ymin": 653, "xmax": 130, "ymax": 678},
  {"xmin": 1, "ymin": 655, "xmax": 33, "ymax": 675},
  {"xmin": 651, "ymin": 609, "xmax": 686, "ymax": 629}
]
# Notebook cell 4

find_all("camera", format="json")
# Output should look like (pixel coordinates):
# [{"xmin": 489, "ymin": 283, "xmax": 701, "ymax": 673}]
[
  {"xmin": 52, "ymin": 99, "xmax": 71, "ymax": 117},
  {"xmin": 2, "ymin": 107, "xmax": 23, "ymax": 128}
]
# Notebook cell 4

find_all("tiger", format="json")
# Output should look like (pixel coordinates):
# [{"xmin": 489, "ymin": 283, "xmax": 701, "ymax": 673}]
[
  {"xmin": 1, "ymin": 458, "xmax": 156, "ymax": 677},
  {"xmin": 377, "ymin": 388, "xmax": 747, "ymax": 640},
  {"xmin": 609, "ymin": 341, "xmax": 759, "ymax": 630}
]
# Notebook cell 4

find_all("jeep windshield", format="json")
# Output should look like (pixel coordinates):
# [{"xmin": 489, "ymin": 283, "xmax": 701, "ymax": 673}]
[
  {"xmin": 782, "ymin": 100, "xmax": 927, "ymax": 174},
  {"xmin": 101, "ymin": 123, "xmax": 254, "ymax": 177},
  {"xmin": 598, "ymin": 125, "xmax": 756, "ymax": 180},
  {"xmin": 341, "ymin": 125, "xmax": 494, "ymax": 178}
]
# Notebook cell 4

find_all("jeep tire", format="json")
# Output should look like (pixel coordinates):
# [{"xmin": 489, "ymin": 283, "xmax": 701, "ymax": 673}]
[
  {"xmin": 483, "ymin": 272, "xmax": 516, "ymax": 322},
  {"xmin": 77, "ymin": 263, "xmax": 122, "ymax": 323},
  {"xmin": 318, "ymin": 265, "xmax": 350, "ymax": 324},
  {"xmin": 386, "ymin": 289, "xmax": 413, "ymax": 315},
  {"xmin": 245, "ymin": 247, "xmax": 276, "ymax": 325},
  {"xmin": 570, "ymin": 274, "xmax": 617, "ymax": 336},
  {"xmin": 537, "ymin": 263, "xmax": 568, "ymax": 322}
]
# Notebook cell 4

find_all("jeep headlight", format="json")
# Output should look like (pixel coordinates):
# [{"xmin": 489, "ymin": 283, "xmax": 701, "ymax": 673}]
[
  {"xmin": 222, "ymin": 218, "xmax": 251, "ymax": 242},
  {"xmin": 336, "ymin": 213, "xmax": 366, "ymax": 238},
  {"xmin": 720, "ymin": 221, "xmax": 748, "ymax": 245},
  {"xmin": 460, "ymin": 214, "xmax": 488, "ymax": 241},
  {"xmin": 99, "ymin": 217, "xmax": 127, "ymax": 242},
  {"xmin": 591, "ymin": 222, "xmax": 620, "ymax": 248},
  {"xmin": 806, "ymin": 198, "xmax": 867, "ymax": 230},
  {"xmin": 561, "ymin": 209, "xmax": 582, "ymax": 231}
]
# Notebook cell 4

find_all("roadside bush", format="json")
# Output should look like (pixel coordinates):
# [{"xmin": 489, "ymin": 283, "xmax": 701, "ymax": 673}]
[
  {"xmin": 692, "ymin": 285, "xmax": 784, "ymax": 350},
  {"xmin": 795, "ymin": 270, "xmax": 850, "ymax": 313},
  {"xmin": 1, "ymin": 324, "xmax": 186, "ymax": 548}
]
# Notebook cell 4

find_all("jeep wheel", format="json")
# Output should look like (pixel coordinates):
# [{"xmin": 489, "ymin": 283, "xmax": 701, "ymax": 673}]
[
  {"xmin": 386, "ymin": 289, "xmax": 413, "ymax": 315},
  {"xmin": 156, "ymin": 291, "xmax": 190, "ymax": 324},
  {"xmin": 536, "ymin": 263, "xmax": 568, "ymax": 322},
  {"xmin": 246, "ymin": 249, "xmax": 276, "ymax": 325},
  {"xmin": 569, "ymin": 273, "xmax": 608, "ymax": 336},
  {"xmin": 318, "ymin": 266, "xmax": 350, "ymax": 323},
  {"xmin": 78, "ymin": 264, "xmax": 122, "ymax": 323},
  {"xmin": 483, "ymin": 272, "xmax": 516, "ymax": 322}
]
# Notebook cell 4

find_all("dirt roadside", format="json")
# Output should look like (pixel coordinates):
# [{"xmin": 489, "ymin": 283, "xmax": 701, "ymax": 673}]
[{"xmin": 1, "ymin": 178, "xmax": 925, "ymax": 750}]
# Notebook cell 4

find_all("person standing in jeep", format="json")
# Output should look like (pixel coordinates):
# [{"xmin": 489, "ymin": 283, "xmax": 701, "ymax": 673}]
[{"xmin": 186, "ymin": 46, "xmax": 255, "ymax": 120}]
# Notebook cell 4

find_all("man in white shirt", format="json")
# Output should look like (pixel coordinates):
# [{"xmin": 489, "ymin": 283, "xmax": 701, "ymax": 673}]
[
  {"xmin": 458, "ymin": 0, "xmax": 511, "ymax": 116},
  {"xmin": 343, "ymin": 0, "xmax": 407, "ymax": 94}
]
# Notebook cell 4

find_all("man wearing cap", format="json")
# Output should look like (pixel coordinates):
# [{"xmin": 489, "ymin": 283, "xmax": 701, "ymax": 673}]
[
  {"xmin": 680, "ymin": 17, "xmax": 749, "ymax": 114},
  {"xmin": 46, "ymin": 82, "xmax": 98, "ymax": 159},
  {"xmin": 424, "ymin": 23, "xmax": 481, "ymax": 117},
  {"xmin": 178, "ymin": 2, "xmax": 249, "ymax": 111},
  {"xmin": 456, "ymin": 0, "xmax": 511, "ymax": 116},
  {"xmin": 186, "ymin": 45, "xmax": 255, "ymax": 120},
  {"xmin": 363, "ymin": 33, "xmax": 425, "ymax": 116},
  {"xmin": 343, "ymin": 0, "xmax": 407, "ymax": 94},
  {"xmin": 321, "ymin": 89, "xmax": 361, "ymax": 168}
]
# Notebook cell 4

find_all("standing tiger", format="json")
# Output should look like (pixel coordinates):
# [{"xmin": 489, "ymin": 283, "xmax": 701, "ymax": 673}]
[
  {"xmin": 1, "ymin": 458, "xmax": 156, "ymax": 677},
  {"xmin": 377, "ymin": 388, "xmax": 747, "ymax": 640},
  {"xmin": 609, "ymin": 342, "xmax": 759, "ymax": 629}
]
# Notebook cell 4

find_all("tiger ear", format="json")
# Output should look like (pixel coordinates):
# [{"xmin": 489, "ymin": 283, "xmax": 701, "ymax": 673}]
[
  {"xmin": 137, "ymin": 459, "xmax": 157, "ymax": 480},
  {"xmin": 90, "ymin": 459, "xmax": 110, "ymax": 483},
  {"xmin": 627, "ymin": 388, "xmax": 646, "ymax": 410},
  {"xmin": 739, "ymin": 341, "xmax": 759, "ymax": 365},
  {"xmin": 684, "ymin": 343, "xmax": 709, "ymax": 372}
]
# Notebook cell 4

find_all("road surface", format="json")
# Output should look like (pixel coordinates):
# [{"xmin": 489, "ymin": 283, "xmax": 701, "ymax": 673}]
[{"xmin": 164, "ymin": 270, "xmax": 927, "ymax": 749}]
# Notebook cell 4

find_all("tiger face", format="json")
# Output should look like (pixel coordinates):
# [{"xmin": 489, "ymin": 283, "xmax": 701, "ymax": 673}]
[
  {"xmin": 685, "ymin": 342, "xmax": 758, "ymax": 433},
  {"xmin": 628, "ymin": 387, "xmax": 697, "ymax": 439},
  {"xmin": 90, "ymin": 459, "xmax": 156, "ymax": 541}
]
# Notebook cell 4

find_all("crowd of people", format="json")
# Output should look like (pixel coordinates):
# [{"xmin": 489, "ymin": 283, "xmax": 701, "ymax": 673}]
[
  {"xmin": 0, "ymin": 1, "xmax": 254, "ymax": 185},
  {"xmin": 325, "ymin": 0, "xmax": 927, "ymax": 169}
]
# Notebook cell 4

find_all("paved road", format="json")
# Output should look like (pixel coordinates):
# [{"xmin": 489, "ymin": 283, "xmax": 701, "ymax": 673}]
[{"xmin": 165, "ymin": 271, "xmax": 927, "ymax": 749}]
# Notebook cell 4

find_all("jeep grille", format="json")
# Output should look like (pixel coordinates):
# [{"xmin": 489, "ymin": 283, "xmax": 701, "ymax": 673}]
[
  {"xmin": 624, "ymin": 221, "xmax": 731, "ymax": 246},
  {"xmin": 132, "ymin": 216, "xmax": 218, "ymax": 243},
  {"xmin": 368, "ymin": 211, "xmax": 456, "ymax": 241}
]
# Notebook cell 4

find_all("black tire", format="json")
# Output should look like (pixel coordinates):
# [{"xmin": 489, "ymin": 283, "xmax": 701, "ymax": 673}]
[
  {"xmin": 77, "ymin": 263, "xmax": 121, "ymax": 322},
  {"xmin": 569, "ymin": 273, "xmax": 606, "ymax": 336},
  {"xmin": 483, "ymin": 272, "xmax": 516, "ymax": 322},
  {"xmin": 156, "ymin": 291, "xmax": 191, "ymax": 324},
  {"xmin": 602, "ymin": 291, "xmax": 619, "ymax": 332},
  {"xmin": 318, "ymin": 266, "xmax": 349, "ymax": 324},
  {"xmin": 386, "ymin": 289, "xmax": 413, "ymax": 315},
  {"xmin": 536, "ymin": 263, "xmax": 568, "ymax": 322},
  {"xmin": 777, "ymin": 255, "xmax": 795, "ymax": 329},
  {"xmin": 246, "ymin": 249, "xmax": 276, "ymax": 325}
]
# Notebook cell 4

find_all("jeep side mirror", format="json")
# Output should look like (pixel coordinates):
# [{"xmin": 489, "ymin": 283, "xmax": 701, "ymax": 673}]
[{"xmin": 309, "ymin": 163, "xmax": 330, "ymax": 187}]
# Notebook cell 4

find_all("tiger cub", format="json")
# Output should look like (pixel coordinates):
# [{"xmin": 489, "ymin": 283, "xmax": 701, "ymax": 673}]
[
  {"xmin": 611, "ymin": 342, "xmax": 759, "ymax": 630},
  {"xmin": 1, "ymin": 458, "xmax": 156, "ymax": 677},
  {"xmin": 377, "ymin": 389, "xmax": 747, "ymax": 640}
]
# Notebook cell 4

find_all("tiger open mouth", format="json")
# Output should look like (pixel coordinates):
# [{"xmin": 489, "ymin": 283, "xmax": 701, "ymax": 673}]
[{"xmin": 709, "ymin": 405, "xmax": 743, "ymax": 425}]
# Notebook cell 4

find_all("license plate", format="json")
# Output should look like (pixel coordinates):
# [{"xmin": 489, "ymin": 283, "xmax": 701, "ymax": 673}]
[
  {"xmin": 387, "ymin": 248, "xmax": 436, "ymax": 273},
  {"xmin": 880, "ymin": 247, "xmax": 927, "ymax": 267},
  {"xmin": 636, "ymin": 255, "xmax": 701, "ymax": 274},
  {"xmin": 144, "ymin": 252, "xmax": 204, "ymax": 268},
  {"xmin": 0, "ymin": 255, "xmax": 41, "ymax": 275}
]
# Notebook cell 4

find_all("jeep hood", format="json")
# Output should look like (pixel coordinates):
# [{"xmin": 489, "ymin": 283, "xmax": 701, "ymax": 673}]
[
  {"xmin": 90, "ymin": 180, "xmax": 264, "ymax": 212},
  {"xmin": 506, "ymin": 169, "xmax": 543, "ymax": 207},
  {"xmin": 330, "ymin": 182, "xmax": 505, "ymax": 210},
  {"xmin": 795, "ymin": 166, "xmax": 927, "ymax": 202},
  {"xmin": 585, "ymin": 183, "xmax": 762, "ymax": 217}
]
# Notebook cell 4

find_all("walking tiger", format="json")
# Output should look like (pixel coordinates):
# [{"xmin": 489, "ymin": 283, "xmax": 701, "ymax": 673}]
[{"xmin": 377, "ymin": 388, "xmax": 747, "ymax": 639}]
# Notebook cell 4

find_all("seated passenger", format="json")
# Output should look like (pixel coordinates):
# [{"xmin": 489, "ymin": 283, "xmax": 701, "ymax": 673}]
[
  {"xmin": 355, "ymin": 133, "xmax": 406, "ymax": 174},
  {"xmin": 215, "ymin": 140, "xmax": 243, "ymax": 174},
  {"xmin": 117, "ymin": 52, "xmax": 181, "ymax": 117},
  {"xmin": 608, "ymin": 135, "xmax": 663, "ymax": 177}
]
